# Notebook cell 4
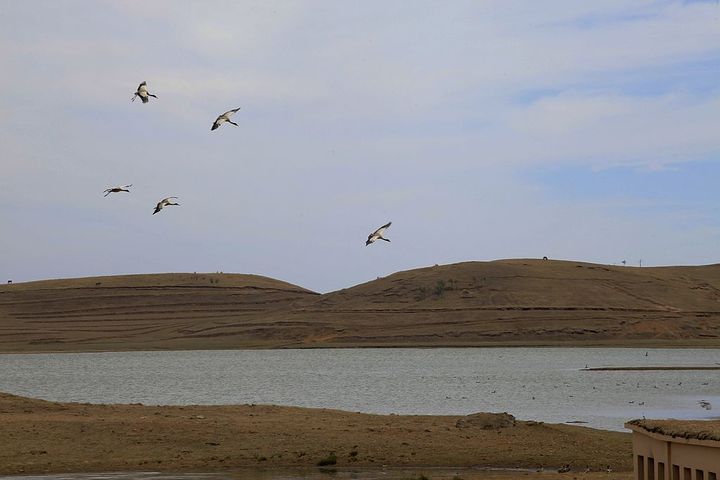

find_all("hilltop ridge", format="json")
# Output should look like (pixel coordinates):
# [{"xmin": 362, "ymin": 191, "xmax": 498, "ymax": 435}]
[{"xmin": 2, "ymin": 259, "xmax": 720, "ymax": 351}]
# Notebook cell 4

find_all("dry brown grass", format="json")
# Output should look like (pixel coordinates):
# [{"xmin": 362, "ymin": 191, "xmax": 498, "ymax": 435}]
[
  {"xmin": 2, "ymin": 259, "xmax": 720, "ymax": 352},
  {"xmin": 627, "ymin": 418, "xmax": 720, "ymax": 441},
  {"xmin": 0, "ymin": 392, "xmax": 632, "ymax": 476}
]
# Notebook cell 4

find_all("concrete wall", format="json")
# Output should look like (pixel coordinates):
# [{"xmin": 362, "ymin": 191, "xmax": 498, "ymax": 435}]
[
  {"xmin": 631, "ymin": 430, "xmax": 720, "ymax": 480},
  {"xmin": 672, "ymin": 443, "xmax": 720, "ymax": 475}
]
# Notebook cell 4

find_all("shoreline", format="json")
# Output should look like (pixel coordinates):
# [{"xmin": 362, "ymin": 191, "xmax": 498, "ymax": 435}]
[
  {"xmin": 2, "ymin": 341, "xmax": 720, "ymax": 355},
  {"xmin": 584, "ymin": 366, "xmax": 720, "ymax": 371},
  {"xmin": 0, "ymin": 392, "xmax": 632, "ymax": 476}
]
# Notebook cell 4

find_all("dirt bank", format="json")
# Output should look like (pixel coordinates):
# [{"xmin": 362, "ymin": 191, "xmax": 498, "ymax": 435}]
[{"xmin": 0, "ymin": 392, "xmax": 631, "ymax": 475}]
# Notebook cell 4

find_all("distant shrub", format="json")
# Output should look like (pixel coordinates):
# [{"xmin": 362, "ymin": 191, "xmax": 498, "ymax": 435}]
[
  {"xmin": 434, "ymin": 280, "xmax": 446, "ymax": 297},
  {"xmin": 415, "ymin": 286, "xmax": 429, "ymax": 301},
  {"xmin": 317, "ymin": 452, "xmax": 337, "ymax": 466}
]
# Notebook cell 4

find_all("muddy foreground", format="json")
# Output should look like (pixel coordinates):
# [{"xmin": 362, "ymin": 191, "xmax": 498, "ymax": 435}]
[{"xmin": 0, "ymin": 392, "xmax": 631, "ymax": 477}]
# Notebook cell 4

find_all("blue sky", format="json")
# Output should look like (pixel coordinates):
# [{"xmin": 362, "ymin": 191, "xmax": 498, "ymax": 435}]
[{"xmin": 1, "ymin": 0, "xmax": 720, "ymax": 292}]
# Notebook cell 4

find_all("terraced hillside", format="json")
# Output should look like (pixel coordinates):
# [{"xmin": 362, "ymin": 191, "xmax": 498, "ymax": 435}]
[
  {"xmin": 2, "ymin": 260, "xmax": 720, "ymax": 351},
  {"xmin": 293, "ymin": 259, "xmax": 720, "ymax": 347},
  {"xmin": 0, "ymin": 273, "xmax": 318, "ymax": 352}
]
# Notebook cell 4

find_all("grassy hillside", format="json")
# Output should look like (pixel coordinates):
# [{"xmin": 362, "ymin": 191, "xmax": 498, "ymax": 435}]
[
  {"xmin": 290, "ymin": 259, "xmax": 720, "ymax": 347},
  {"xmin": 2, "ymin": 260, "xmax": 720, "ymax": 351},
  {"xmin": 0, "ymin": 272, "xmax": 318, "ymax": 352}
]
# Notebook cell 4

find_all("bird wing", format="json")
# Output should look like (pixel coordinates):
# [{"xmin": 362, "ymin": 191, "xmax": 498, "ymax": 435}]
[
  {"xmin": 137, "ymin": 81, "xmax": 147, "ymax": 90},
  {"xmin": 161, "ymin": 196, "xmax": 178, "ymax": 203},
  {"xmin": 211, "ymin": 119, "xmax": 222, "ymax": 130},
  {"xmin": 123, "ymin": 184, "xmax": 132, "ymax": 189},
  {"xmin": 223, "ymin": 107, "xmax": 241, "ymax": 117},
  {"xmin": 373, "ymin": 221, "xmax": 392, "ymax": 236}
]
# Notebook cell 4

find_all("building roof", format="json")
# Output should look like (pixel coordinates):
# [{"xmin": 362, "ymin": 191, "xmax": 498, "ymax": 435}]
[{"xmin": 627, "ymin": 419, "xmax": 720, "ymax": 442}]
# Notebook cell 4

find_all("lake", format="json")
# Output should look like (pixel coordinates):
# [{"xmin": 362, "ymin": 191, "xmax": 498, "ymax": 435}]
[{"xmin": 0, "ymin": 348, "xmax": 717, "ymax": 431}]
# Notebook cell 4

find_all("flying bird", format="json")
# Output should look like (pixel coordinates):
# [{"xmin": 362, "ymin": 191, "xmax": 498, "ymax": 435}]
[
  {"xmin": 131, "ymin": 81, "xmax": 157, "ymax": 103},
  {"xmin": 211, "ymin": 108, "xmax": 241, "ymax": 131},
  {"xmin": 366, "ymin": 222, "xmax": 391, "ymax": 246},
  {"xmin": 153, "ymin": 197, "xmax": 179, "ymax": 215},
  {"xmin": 103, "ymin": 184, "xmax": 132, "ymax": 197}
]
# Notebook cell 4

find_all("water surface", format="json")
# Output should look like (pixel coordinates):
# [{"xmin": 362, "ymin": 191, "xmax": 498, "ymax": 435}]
[{"xmin": 0, "ymin": 348, "xmax": 717, "ymax": 431}]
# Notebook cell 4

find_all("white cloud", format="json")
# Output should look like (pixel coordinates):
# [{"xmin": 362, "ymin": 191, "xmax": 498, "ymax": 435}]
[
  {"xmin": 493, "ymin": 92, "xmax": 720, "ymax": 167},
  {"xmin": 2, "ymin": 1, "xmax": 720, "ymax": 290}
]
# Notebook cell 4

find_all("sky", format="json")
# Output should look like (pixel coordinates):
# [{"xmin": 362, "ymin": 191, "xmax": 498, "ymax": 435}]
[{"xmin": 1, "ymin": 0, "xmax": 720, "ymax": 293}]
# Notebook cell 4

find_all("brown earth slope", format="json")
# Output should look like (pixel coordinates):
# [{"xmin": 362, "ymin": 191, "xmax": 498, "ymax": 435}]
[
  {"xmin": 300, "ymin": 259, "xmax": 720, "ymax": 347},
  {"xmin": 0, "ymin": 273, "xmax": 318, "ymax": 352},
  {"xmin": 2, "ymin": 259, "xmax": 720, "ymax": 352},
  {"xmin": 0, "ymin": 392, "xmax": 631, "ymax": 475}
]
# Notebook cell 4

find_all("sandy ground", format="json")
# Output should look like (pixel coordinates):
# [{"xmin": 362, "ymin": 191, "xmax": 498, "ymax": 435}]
[
  {"xmin": 0, "ymin": 393, "xmax": 632, "ymax": 476},
  {"xmin": 214, "ymin": 471, "xmax": 634, "ymax": 480},
  {"xmin": 0, "ymin": 470, "xmax": 634, "ymax": 480}
]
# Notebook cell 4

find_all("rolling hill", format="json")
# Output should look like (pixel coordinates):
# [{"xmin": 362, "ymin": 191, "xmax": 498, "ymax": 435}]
[
  {"xmin": 1, "ymin": 259, "xmax": 720, "ymax": 352},
  {"xmin": 0, "ymin": 273, "xmax": 318, "ymax": 351}
]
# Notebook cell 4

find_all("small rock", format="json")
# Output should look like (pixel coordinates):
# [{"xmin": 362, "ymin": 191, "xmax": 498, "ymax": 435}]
[{"xmin": 455, "ymin": 412, "xmax": 516, "ymax": 430}]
